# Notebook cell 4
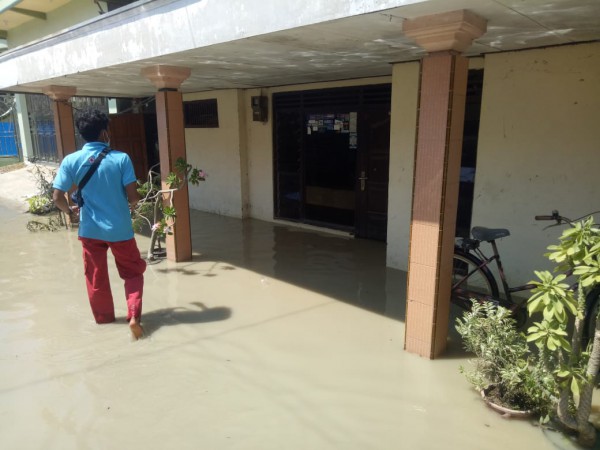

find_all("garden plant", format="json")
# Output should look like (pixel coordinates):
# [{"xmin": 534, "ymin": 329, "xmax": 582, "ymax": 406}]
[
  {"xmin": 457, "ymin": 216, "xmax": 600, "ymax": 447},
  {"xmin": 527, "ymin": 217, "xmax": 600, "ymax": 446},
  {"xmin": 131, "ymin": 157, "xmax": 205, "ymax": 261}
]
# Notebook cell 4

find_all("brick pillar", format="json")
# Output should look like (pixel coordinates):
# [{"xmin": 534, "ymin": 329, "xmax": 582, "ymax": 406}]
[
  {"xmin": 43, "ymin": 85, "xmax": 77, "ymax": 160},
  {"xmin": 402, "ymin": 10, "xmax": 487, "ymax": 358},
  {"xmin": 141, "ymin": 65, "xmax": 192, "ymax": 262}
]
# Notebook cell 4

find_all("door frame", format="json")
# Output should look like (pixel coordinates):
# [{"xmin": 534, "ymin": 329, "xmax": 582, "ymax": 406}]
[{"xmin": 273, "ymin": 84, "xmax": 392, "ymax": 240}]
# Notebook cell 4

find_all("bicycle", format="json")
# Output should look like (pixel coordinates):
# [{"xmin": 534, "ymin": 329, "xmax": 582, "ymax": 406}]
[{"xmin": 451, "ymin": 210, "xmax": 600, "ymax": 332}]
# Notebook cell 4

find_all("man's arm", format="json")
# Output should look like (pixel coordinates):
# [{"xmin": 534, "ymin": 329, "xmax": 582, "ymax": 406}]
[
  {"xmin": 126, "ymin": 182, "xmax": 141, "ymax": 209},
  {"xmin": 53, "ymin": 189, "xmax": 76, "ymax": 217}
]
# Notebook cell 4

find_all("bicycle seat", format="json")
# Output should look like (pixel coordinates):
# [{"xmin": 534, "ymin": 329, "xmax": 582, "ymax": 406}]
[{"xmin": 471, "ymin": 226, "xmax": 510, "ymax": 242}]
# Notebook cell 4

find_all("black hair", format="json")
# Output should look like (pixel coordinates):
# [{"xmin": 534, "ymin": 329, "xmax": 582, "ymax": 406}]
[{"xmin": 76, "ymin": 109, "xmax": 109, "ymax": 142}]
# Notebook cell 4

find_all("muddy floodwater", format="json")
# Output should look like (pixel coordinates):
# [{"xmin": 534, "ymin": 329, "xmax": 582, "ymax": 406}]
[{"xmin": 0, "ymin": 198, "xmax": 596, "ymax": 449}]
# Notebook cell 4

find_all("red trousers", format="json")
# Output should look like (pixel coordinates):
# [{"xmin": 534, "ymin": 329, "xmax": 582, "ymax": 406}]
[{"xmin": 80, "ymin": 237, "xmax": 146, "ymax": 324}]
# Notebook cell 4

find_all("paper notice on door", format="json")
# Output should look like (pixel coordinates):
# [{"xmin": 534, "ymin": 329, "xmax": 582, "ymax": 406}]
[
  {"xmin": 349, "ymin": 112, "xmax": 357, "ymax": 133},
  {"xmin": 349, "ymin": 133, "xmax": 357, "ymax": 149}
]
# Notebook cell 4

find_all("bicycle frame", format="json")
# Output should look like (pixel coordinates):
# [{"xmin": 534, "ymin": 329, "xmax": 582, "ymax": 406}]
[
  {"xmin": 454, "ymin": 240, "xmax": 534, "ymax": 308},
  {"xmin": 453, "ymin": 210, "xmax": 599, "ymax": 330},
  {"xmin": 484, "ymin": 240, "xmax": 536, "ymax": 303}
]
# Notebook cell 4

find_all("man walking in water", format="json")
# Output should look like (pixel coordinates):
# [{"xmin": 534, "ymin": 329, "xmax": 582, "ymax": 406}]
[{"xmin": 52, "ymin": 109, "xmax": 146, "ymax": 340}]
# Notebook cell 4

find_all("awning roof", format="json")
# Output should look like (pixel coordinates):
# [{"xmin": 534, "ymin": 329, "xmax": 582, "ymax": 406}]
[{"xmin": 1, "ymin": 0, "xmax": 599, "ymax": 97}]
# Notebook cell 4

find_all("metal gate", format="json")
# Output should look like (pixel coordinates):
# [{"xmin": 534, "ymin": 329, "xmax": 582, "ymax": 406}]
[
  {"xmin": 0, "ymin": 93, "xmax": 21, "ymax": 160},
  {"xmin": 26, "ymin": 94, "xmax": 58, "ymax": 163},
  {"xmin": 25, "ymin": 94, "xmax": 109, "ymax": 162}
]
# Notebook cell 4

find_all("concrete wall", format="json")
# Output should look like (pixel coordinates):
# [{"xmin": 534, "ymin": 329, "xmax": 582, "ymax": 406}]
[
  {"xmin": 184, "ymin": 90, "xmax": 247, "ymax": 218},
  {"xmin": 188, "ymin": 77, "xmax": 393, "ymax": 222},
  {"xmin": 473, "ymin": 42, "xmax": 600, "ymax": 285},
  {"xmin": 385, "ymin": 58, "xmax": 484, "ymax": 272},
  {"xmin": 386, "ymin": 62, "xmax": 420, "ymax": 271},
  {"xmin": 242, "ymin": 88, "xmax": 274, "ymax": 221},
  {"xmin": 183, "ymin": 42, "xmax": 599, "ymax": 285},
  {"xmin": 8, "ymin": 2, "xmax": 101, "ymax": 49}
]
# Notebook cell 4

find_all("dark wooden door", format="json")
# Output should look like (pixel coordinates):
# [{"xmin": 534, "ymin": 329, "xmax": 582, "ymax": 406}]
[
  {"xmin": 108, "ymin": 113, "xmax": 148, "ymax": 180},
  {"xmin": 355, "ymin": 109, "xmax": 390, "ymax": 241}
]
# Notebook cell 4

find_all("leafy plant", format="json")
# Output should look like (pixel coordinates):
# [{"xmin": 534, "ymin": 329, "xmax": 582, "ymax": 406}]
[
  {"xmin": 26, "ymin": 165, "xmax": 57, "ymax": 215},
  {"xmin": 526, "ymin": 217, "xmax": 600, "ymax": 447},
  {"xmin": 456, "ymin": 301, "xmax": 555, "ymax": 415},
  {"xmin": 131, "ymin": 157, "xmax": 205, "ymax": 260},
  {"xmin": 25, "ymin": 165, "xmax": 64, "ymax": 231},
  {"xmin": 27, "ymin": 195, "xmax": 53, "ymax": 214}
]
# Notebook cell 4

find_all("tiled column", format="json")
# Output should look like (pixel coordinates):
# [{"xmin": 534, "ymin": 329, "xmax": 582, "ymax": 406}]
[
  {"xmin": 141, "ymin": 65, "xmax": 192, "ymax": 262},
  {"xmin": 402, "ymin": 10, "xmax": 487, "ymax": 358},
  {"xmin": 43, "ymin": 85, "xmax": 77, "ymax": 160}
]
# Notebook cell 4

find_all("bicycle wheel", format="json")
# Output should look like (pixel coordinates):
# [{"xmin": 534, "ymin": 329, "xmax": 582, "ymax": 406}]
[
  {"xmin": 584, "ymin": 287, "xmax": 600, "ymax": 345},
  {"xmin": 452, "ymin": 250, "xmax": 499, "ymax": 308}
]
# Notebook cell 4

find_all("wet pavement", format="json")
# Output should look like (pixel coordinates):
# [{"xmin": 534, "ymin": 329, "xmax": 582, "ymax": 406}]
[{"xmin": 0, "ymin": 166, "xmax": 582, "ymax": 449}]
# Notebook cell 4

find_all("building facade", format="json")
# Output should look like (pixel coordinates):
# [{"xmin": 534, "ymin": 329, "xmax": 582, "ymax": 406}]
[{"xmin": 1, "ymin": 0, "xmax": 599, "ymax": 357}]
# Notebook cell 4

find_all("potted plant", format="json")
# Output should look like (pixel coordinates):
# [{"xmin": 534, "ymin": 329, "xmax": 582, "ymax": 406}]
[
  {"xmin": 456, "ymin": 300, "xmax": 555, "ymax": 418},
  {"xmin": 131, "ymin": 157, "xmax": 205, "ymax": 261}
]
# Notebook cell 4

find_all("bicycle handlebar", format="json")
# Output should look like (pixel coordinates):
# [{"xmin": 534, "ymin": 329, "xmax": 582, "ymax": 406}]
[
  {"xmin": 534, "ymin": 210, "xmax": 600, "ymax": 228},
  {"xmin": 535, "ymin": 209, "xmax": 562, "ymax": 222}
]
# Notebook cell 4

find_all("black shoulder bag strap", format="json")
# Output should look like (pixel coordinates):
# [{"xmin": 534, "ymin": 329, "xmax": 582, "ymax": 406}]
[{"xmin": 72, "ymin": 147, "xmax": 111, "ymax": 207}]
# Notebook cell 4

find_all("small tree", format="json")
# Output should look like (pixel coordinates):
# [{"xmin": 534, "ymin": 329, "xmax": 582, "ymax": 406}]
[
  {"xmin": 527, "ymin": 217, "xmax": 600, "ymax": 447},
  {"xmin": 131, "ymin": 157, "xmax": 205, "ymax": 261}
]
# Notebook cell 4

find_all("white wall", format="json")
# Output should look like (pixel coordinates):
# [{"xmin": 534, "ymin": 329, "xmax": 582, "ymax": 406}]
[
  {"xmin": 243, "ymin": 89, "xmax": 274, "ymax": 221},
  {"xmin": 473, "ymin": 42, "xmax": 600, "ymax": 285},
  {"xmin": 386, "ymin": 62, "xmax": 420, "ymax": 271},
  {"xmin": 184, "ymin": 90, "xmax": 247, "ymax": 218}
]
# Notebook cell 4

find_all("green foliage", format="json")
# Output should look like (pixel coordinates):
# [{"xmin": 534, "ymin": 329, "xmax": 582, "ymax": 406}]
[
  {"xmin": 26, "ymin": 165, "xmax": 57, "ymax": 215},
  {"xmin": 167, "ymin": 157, "xmax": 206, "ymax": 189},
  {"xmin": 526, "ymin": 216, "xmax": 600, "ymax": 443},
  {"xmin": 527, "ymin": 320, "xmax": 571, "ymax": 352},
  {"xmin": 27, "ymin": 195, "xmax": 53, "ymax": 215},
  {"xmin": 25, "ymin": 165, "xmax": 61, "ymax": 231},
  {"xmin": 456, "ymin": 301, "xmax": 555, "ymax": 415},
  {"xmin": 165, "ymin": 172, "xmax": 180, "ymax": 189},
  {"xmin": 545, "ymin": 218, "xmax": 600, "ymax": 271},
  {"xmin": 131, "ymin": 158, "xmax": 205, "ymax": 260}
]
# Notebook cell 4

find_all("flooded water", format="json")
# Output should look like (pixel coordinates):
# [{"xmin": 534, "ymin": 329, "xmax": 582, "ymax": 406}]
[{"xmin": 0, "ymin": 202, "xmax": 586, "ymax": 449}]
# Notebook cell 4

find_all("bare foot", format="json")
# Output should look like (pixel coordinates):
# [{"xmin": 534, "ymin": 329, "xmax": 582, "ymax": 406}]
[{"xmin": 129, "ymin": 317, "xmax": 144, "ymax": 340}]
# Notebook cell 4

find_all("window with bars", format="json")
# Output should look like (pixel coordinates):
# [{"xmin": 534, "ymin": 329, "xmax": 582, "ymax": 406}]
[{"xmin": 183, "ymin": 99, "xmax": 219, "ymax": 128}]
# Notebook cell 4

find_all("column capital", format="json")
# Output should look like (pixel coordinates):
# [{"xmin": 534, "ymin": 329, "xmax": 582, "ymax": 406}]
[
  {"xmin": 141, "ymin": 65, "xmax": 191, "ymax": 90},
  {"xmin": 43, "ymin": 85, "xmax": 76, "ymax": 101},
  {"xmin": 403, "ymin": 9, "xmax": 487, "ymax": 53}
]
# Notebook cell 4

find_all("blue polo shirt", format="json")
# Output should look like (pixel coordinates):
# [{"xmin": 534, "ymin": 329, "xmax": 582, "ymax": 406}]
[{"xmin": 53, "ymin": 142, "xmax": 137, "ymax": 242}]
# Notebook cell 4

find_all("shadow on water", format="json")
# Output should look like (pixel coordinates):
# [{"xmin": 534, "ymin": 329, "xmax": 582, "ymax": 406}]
[
  {"xmin": 141, "ymin": 211, "xmax": 472, "ymax": 357},
  {"xmin": 186, "ymin": 210, "xmax": 407, "ymax": 323},
  {"xmin": 138, "ymin": 301, "xmax": 232, "ymax": 337},
  {"xmin": 150, "ymin": 258, "xmax": 238, "ymax": 277}
]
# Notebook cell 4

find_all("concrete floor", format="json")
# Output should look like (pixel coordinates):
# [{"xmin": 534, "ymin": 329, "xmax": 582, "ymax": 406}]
[{"xmin": 0, "ymin": 166, "xmax": 580, "ymax": 449}]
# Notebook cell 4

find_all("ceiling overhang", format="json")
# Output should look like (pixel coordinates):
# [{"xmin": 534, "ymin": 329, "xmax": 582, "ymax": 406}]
[
  {"xmin": 0, "ymin": 0, "xmax": 23, "ymax": 14},
  {"xmin": 0, "ymin": 0, "xmax": 599, "ymax": 98}
]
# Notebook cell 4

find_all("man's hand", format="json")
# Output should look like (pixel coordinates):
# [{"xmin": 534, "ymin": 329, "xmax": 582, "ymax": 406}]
[
  {"xmin": 52, "ymin": 189, "xmax": 79, "ymax": 218},
  {"xmin": 126, "ymin": 182, "xmax": 141, "ymax": 209}
]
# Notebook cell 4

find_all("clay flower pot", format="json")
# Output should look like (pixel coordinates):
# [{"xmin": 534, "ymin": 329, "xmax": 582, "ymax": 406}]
[{"xmin": 480, "ymin": 386, "xmax": 536, "ymax": 419}]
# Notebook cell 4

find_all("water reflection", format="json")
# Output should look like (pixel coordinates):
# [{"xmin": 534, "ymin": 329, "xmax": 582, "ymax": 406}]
[{"xmin": 189, "ymin": 210, "xmax": 406, "ymax": 321}]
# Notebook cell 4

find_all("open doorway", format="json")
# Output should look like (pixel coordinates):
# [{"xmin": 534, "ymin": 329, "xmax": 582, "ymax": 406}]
[
  {"xmin": 456, "ymin": 69, "xmax": 484, "ymax": 238},
  {"xmin": 273, "ymin": 85, "xmax": 391, "ymax": 241}
]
